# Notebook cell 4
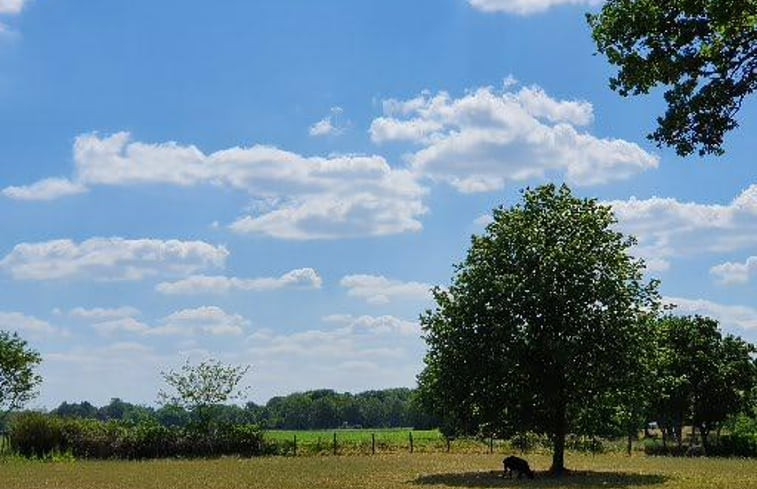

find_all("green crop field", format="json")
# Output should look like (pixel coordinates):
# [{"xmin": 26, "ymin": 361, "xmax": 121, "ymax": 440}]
[
  {"xmin": 2, "ymin": 452, "xmax": 756, "ymax": 489},
  {"xmin": 265, "ymin": 428, "xmax": 451, "ymax": 454}
]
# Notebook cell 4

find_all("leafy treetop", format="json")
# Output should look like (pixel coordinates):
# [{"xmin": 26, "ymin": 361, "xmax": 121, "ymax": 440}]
[{"xmin": 588, "ymin": 0, "xmax": 757, "ymax": 157}]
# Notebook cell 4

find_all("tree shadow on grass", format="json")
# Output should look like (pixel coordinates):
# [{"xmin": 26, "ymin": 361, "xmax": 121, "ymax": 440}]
[{"xmin": 412, "ymin": 470, "xmax": 668, "ymax": 488}]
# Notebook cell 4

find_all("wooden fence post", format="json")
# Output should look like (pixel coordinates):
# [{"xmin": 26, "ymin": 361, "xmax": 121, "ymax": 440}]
[
  {"xmin": 333, "ymin": 432, "xmax": 337, "ymax": 455},
  {"xmin": 489, "ymin": 436, "xmax": 494, "ymax": 454},
  {"xmin": 409, "ymin": 431, "xmax": 414, "ymax": 453},
  {"xmin": 372, "ymin": 433, "xmax": 376, "ymax": 455},
  {"xmin": 446, "ymin": 437, "xmax": 451, "ymax": 453},
  {"xmin": 294, "ymin": 434, "xmax": 297, "ymax": 456}
]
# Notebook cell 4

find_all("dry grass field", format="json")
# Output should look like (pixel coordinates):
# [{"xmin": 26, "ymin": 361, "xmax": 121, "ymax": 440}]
[{"xmin": 2, "ymin": 452, "xmax": 756, "ymax": 489}]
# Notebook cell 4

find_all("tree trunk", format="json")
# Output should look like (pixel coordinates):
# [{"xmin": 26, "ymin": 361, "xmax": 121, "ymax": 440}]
[
  {"xmin": 700, "ymin": 424, "xmax": 710, "ymax": 452},
  {"xmin": 627, "ymin": 432, "xmax": 633, "ymax": 456},
  {"xmin": 550, "ymin": 403, "xmax": 567, "ymax": 476},
  {"xmin": 675, "ymin": 421, "xmax": 683, "ymax": 450},
  {"xmin": 551, "ymin": 431, "xmax": 566, "ymax": 476}
]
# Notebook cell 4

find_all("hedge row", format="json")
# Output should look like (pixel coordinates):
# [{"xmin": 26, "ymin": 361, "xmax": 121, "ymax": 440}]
[
  {"xmin": 643, "ymin": 435, "xmax": 757, "ymax": 458},
  {"xmin": 9, "ymin": 413, "xmax": 267, "ymax": 459}
]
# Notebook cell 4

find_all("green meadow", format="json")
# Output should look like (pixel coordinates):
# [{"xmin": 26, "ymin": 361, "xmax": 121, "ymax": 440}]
[{"xmin": 3, "ymin": 452, "xmax": 756, "ymax": 489}]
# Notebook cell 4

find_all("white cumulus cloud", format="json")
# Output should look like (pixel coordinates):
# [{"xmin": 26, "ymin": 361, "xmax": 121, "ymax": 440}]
[
  {"xmin": 69, "ymin": 306, "xmax": 141, "ymax": 320},
  {"xmin": 0, "ymin": 238, "xmax": 228, "ymax": 281},
  {"xmin": 0, "ymin": 0, "xmax": 29, "ymax": 15},
  {"xmin": 2, "ymin": 178, "xmax": 87, "ymax": 201},
  {"xmin": 468, "ymin": 0, "xmax": 602, "ymax": 15},
  {"xmin": 608, "ymin": 185, "xmax": 757, "ymax": 272},
  {"xmin": 474, "ymin": 213, "xmax": 495, "ymax": 227},
  {"xmin": 309, "ymin": 107, "xmax": 346, "ymax": 137},
  {"xmin": 323, "ymin": 313, "xmax": 420, "ymax": 336},
  {"xmin": 371, "ymin": 84, "xmax": 657, "ymax": 192},
  {"xmin": 664, "ymin": 297, "xmax": 757, "ymax": 332},
  {"xmin": 88, "ymin": 306, "xmax": 249, "ymax": 337},
  {"xmin": 6, "ymin": 132, "xmax": 427, "ymax": 240},
  {"xmin": 710, "ymin": 256, "xmax": 757, "ymax": 285},
  {"xmin": 339, "ymin": 274, "xmax": 431, "ymax": 305},
  {"xmin": 91, "ymin": 317, "xmax": 152, "ymax": 336},
  {"xmin": 0, "ymin": 311, "xmax": 64, "ymax": 337},
  {"xmin": 155, "ymin": 306, "xmax": 250, "ymax": 336},
  {"xmin": 156, "ymin": 268, "xmax": 323, "ymax": 295}
]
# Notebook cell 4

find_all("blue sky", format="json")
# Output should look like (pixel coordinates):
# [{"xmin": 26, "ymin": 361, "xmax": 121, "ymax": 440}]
[{"xmin": 0, "ymin": 0, "xmax": 754, "ymax": 408}]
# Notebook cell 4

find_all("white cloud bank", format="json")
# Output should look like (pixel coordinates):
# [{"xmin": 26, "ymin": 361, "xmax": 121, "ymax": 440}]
[
  {"xmin": 0, "ymin": 311, "xmax": 63, "ymax": 337},
  {"xmin": 90, "ymin": 306, "xmax": 249, "ymax": 337},
  {"xmin": 340, "ymin": 274, "xmax": 431, "ymax": 305},
  {"xmin": 0, "ymin": 0, "xmax": 29, "ymax": 15},
  {"xmin": 247, "ymin": 314, "xmax": 423, "ymax": 399},
  {"xmin": 5, "ymin": 132, "xmax": 426, "ymax": 240},
  {"xmin": 41, "ymin": 312, "xmax": 423, "ymax": 405},
  {"xmin": 371, "ymin": 84, "xmax": 658, "ymax": 192},
  {"xmin": 468, "ymin": 0, "xmax": 602, "ymax": 15},
  {"xmin": 322, "ymin": 313, "xmax": 420, "ymax": 336},
  {"xmin": 710, "ymin": 256, "xmax": 757, "ymax": 285},
  {"xmin": 0, "ymin": 238, "xmax": 228, "ymax": 281},
  {"xmin": 665, "ymin": 297, "xmax": 757, "ymax": 332},
  {"xmin": 608, "ymin": 185, "xmax": 757, "ymax": 272},
  {"xmin": 69, "ymin": 306, "xmax": 141, "ymax": 320},
  {"xmin": 2, "ymin": 178, "xmax": 87, "ymax": 200},
  {"xmin": 156, "ymin": 268, "xmax": 323, "ymax": 295}
]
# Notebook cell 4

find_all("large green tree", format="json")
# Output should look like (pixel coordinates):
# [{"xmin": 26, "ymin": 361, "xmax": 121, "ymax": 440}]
[
  {"xmin": 588, "ymin": 0, "xmax": 757, "ymax": 157},
  {"xmin": 0, "ymin": 331, "xmax": 42, "ymax": 421},
  {"xmin": 417, "ymin": 184, "xmax": 659, "ymax": 475}
]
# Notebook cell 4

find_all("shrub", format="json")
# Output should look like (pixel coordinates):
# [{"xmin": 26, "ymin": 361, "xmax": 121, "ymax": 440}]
[
  {"xmin": 9, "ymin": 412, "xmax": 62, "ymax": 458},
  {"xmin": 565, "ymin": 435, "xmax": 605, "ymax": 453}
]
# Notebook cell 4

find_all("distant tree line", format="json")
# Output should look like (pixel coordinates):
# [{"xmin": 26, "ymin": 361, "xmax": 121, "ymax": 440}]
[{"xmin": 48, "ymin": 388, "xmax": 437, "ymax": 431}]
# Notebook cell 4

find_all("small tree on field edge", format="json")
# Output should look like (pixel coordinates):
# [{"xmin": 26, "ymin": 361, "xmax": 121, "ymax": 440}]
[
  {"xmin": 159, "ymin": 358, "xmax": 250, "ymax": 435},
  {"xmin": 0, "ymin": 330, "xmax": 42, "ymax": 425}
]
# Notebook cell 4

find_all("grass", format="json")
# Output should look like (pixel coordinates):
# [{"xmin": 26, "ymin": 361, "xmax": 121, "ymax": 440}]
[{"xmin": 1, "ymin": 452, "xmax": 756, "ymax": 489}]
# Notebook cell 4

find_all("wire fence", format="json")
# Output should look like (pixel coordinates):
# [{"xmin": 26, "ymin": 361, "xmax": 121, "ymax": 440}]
[
  {"xmin": 261, "ymin": 430, "xmax": 619, "ymax": 457},
  {"xmin": 266, "ymin": 430, "xmax": 503, "ymax": 456}
]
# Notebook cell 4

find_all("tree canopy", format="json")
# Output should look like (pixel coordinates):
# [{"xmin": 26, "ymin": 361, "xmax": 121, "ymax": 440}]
[
  {"xmin": 650, "ymin": 314, "xmax": 757, "ymax": 450},
  {"xmin": 0, "ymin": 330, "xmax": 42, "ymax": 418},
  {"xmin": 588, "ymin": 0, "xmax": 757, "ymax": 157},
  {"xmin": 417, "ymin": 184, "xmax": 659, "ymax": 475}
]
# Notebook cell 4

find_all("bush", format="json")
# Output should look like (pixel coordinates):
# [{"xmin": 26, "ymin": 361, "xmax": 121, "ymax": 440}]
[
  {"xmin": 9, "ymin": 413, "xmax": 266, "ymax": 459},
  {"xmin": 709, "ymin": 415, "xmax": 757, "ymax": 457},
  {"xmin": 643, "ymin": 438, "xmax": 688, "ymax": 456},
  {"xmin": 507, "ymin": 432, "xmax": 550, "ymax": 452},
  {"xmin": 216, "ymin": 423, "xmax": 265, "ymax": 456}
]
